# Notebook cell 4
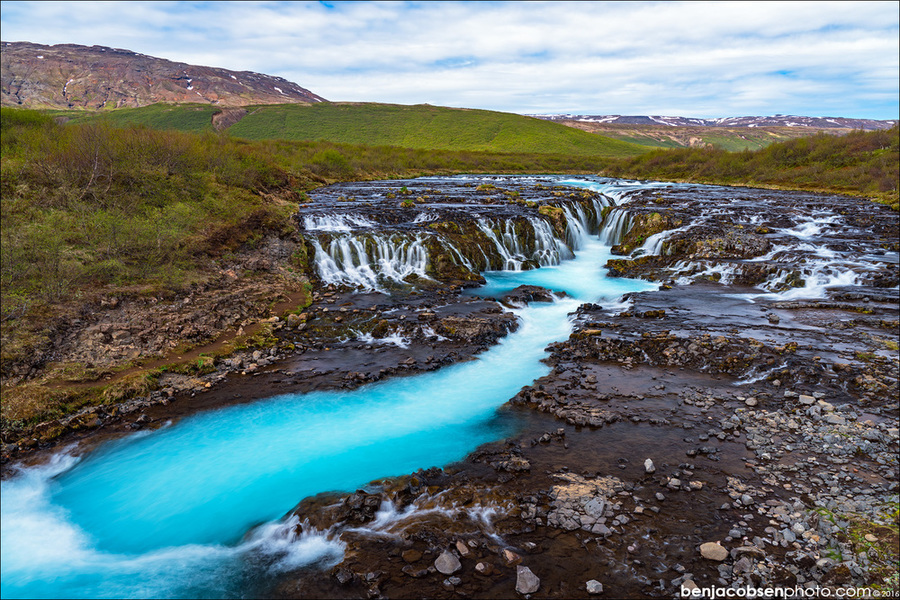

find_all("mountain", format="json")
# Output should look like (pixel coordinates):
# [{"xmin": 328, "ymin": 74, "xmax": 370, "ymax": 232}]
[
  {"xmin": 0, "ymin": 41, "xmax": 326, "ymax": 110},
  {"xmin": 530, "ymin": 114, "xmax": 897, "ymax": 130}
]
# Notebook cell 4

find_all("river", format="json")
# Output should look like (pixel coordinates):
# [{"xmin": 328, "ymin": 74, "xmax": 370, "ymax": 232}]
[{"xmin": 1, "ymin": 177, "xmax": 658, "ymax": 599}]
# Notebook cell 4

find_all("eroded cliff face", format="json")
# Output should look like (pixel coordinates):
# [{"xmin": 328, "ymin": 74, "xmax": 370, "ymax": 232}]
[{"xmin": 0, "ymin": 41, "xmax": 326, "ymax": 109}]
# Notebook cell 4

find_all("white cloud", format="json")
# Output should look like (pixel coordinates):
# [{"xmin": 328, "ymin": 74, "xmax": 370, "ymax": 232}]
[{"xmin": 1, "ymin": 0, "xmax": 897, "ymax": 118}]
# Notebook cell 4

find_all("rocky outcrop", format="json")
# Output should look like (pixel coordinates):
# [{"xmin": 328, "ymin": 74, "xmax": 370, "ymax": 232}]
[{"xmin": 1, "ymin": 41, "xmax": 326, "ymax": 109}]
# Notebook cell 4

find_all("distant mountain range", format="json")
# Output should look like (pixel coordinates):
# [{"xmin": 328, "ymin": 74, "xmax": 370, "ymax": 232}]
[
  {"xmin": 530, "ymin": 114, "xmax": 897, "ymax": 130},
  {"xmin": 0, "ymin": 41, "xmax": 325, "ymax": 110}
]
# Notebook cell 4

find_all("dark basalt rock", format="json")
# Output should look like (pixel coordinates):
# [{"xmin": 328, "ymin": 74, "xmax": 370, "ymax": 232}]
[{"xmin": 499, "ymin": 285, "xmax": 562, "ymax": 307}]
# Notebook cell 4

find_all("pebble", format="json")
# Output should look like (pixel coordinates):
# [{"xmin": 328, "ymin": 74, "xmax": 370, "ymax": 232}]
[
  {"xmin": 586, "ymin": 579, "xmax": 604, "ymax": 595},
  {"xmin": 700, "ymin": 542, "xmax": 729, "ymax": 561},
  {"xmin": 644, "ymin": 458, "xmax": 656, "ymax": 473},
  {"xmin": 502, "ymin": 548, "xmax": 523, "ymax": 565},
  {"xmin": 434, "ymin": 550, "xmax": 461, "ymax": 575}
]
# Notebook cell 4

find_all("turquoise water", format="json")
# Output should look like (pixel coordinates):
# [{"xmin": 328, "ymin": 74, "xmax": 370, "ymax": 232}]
[{"xmin": 1, "ymin": 187, "xmax": 656, "ymax": 599}]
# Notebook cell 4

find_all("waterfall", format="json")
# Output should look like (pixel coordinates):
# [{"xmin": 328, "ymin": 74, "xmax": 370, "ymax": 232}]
[
  {"xmin": 632, "ymin": 230, "xmax": 669, "ymax": 257},
  {"xmin": 598, "ymin": 209, "xmax": 632, "ymax": 246},
  {"xmin": 561, "ymin": 204, "xmax": 590, "ymax": 249},
  {"xmin": 475, "ymin": 219, "xmax": 523, "ymax": 271},
  {"xmin": 631, "ymin": 222, "xmax": 700, "ymax": 258},
  {"xmin": 307, "ymin": 193, "xmax": 620, "ymax": 291},
  {"xmin": 302, "ymin": 214, "xmax": 376, "ymax": 231},
  {"xmin": 528, "ymin": 217, "xmax": 574, "ymax": 265},
  {"xmin": 311, "ymin": 234, "xmax": 431, "ymax": 291}
]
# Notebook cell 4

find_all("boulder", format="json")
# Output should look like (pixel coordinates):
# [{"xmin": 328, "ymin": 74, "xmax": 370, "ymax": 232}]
[
  {"xmin": 500, "ymin": 285, "xmax": 560, "ymax": 307},
  {"xmin": 516, "ymin": 565, "xmax": 540, "ymax": 594}
]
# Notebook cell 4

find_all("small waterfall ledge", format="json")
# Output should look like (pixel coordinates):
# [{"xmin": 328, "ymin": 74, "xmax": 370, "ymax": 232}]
[{"xmin": 300, "ymin": 178, "xmax": 632, "ymax": 292}]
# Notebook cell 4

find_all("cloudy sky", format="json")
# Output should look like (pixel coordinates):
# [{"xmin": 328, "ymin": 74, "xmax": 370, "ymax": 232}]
[{"xmin": 2, "ymin": 1, "xmax": 898, "ymax": 119}]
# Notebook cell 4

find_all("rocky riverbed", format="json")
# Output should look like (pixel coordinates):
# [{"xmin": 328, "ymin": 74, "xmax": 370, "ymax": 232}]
[
  {"xmin": 270, "ymin": 177, "xmax": 898, "ymax": 599},
  {"xmin": 3, "ymin": 175, "xmax": 897, "ymax": 599}
]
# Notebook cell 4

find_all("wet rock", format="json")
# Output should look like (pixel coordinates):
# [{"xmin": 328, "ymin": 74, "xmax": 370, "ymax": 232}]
[
  {"xmin": 339, "ymin": 491, "xmax": 383, "ymax": 525},
  {"xmin": 401, "ymin": 549, "xmax": 422, "ymax": 563},
  {"xmin": 333, "ymin": 568, "xmax": 354, "ymax": 585},
  {"xmin": 586, "ymin": 579, "xmax": 604, "ymax": 595},
  {"xmin": 644, "ymin": 458, "xmax": 656, "ymax": 473},
  {"xmin": 502, "ymin": 548, "xmax": 523, "ymax": 566},
  {"xmin": 434, "ymin": 550, "xmax": 461, "ymax": 575},
  {"xmin": 286, "ymin": 313, "xmax": 305, "ymax": 328},
  {"xmin": 475, "ymin": 562, "xmax": 494, "ymax": 576},
  {"xmin": 401, "ymin": 565, "xmax": 429, "ymax": 578},
  {"xmin": 500, "ymin": 285, "xmax": 559, "ymax": 306},
  {"xmin": 700, "ymin": 542, "xmax": 729, "ymax": 561},
  {"xmin": 516, "ymin": 565, "xmax": 540, "ymax": 595}
]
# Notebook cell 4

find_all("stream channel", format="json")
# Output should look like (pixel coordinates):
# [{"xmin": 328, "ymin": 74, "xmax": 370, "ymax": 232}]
[{"xmin": 1, "ymin": 177, "xmax": 660, "ymax": 598}]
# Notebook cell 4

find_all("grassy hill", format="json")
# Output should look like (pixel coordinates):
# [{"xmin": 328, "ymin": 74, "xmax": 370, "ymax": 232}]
[
  {"xmin": 48, "ymin": 103, "xmax": 221, "ymax": 133},
  {"xmin": 55, "ymin": 102, "xmax": 650, "ymax": 158},
  {"xmin": 229, "ymin": 103, "xmax": 649, "ymax": 157},
  {"xmin": 603, "ymin": 126, "xmax": 900, "ymax": 208}
]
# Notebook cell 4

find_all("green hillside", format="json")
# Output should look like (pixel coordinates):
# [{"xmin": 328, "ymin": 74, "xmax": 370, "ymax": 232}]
[
  {"xmin": 49, "ymin": 103, "xmax": 220, "ymax": 133},
  {"xmin": 225, "ymin": 103, "xmax": 649, "ymax": 157},
  {"xmin": 44, "ymin": 102, "xmax": 648, "ymax": 158},
  {"xmin": 603, "ymin": 126, "xmax": 900, "ymax": 208}
]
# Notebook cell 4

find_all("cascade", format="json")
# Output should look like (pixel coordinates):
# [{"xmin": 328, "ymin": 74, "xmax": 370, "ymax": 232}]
[
  {"xmin": 598, "ymin": 209, "xmax": 632, "ymax": 246},
  {"xmin": 475, "ymin": 219, "xmax": 525, "ymax": 271},
  {"xmin": 527, "ymin": 217, "xmax": 574, "ymax": 265},
  {"xmin": 308, "ymin": 199, "xmax": 611, "ymax": 290},
  {"xmin": 302, "ymin": 213, "xmax": 376, "ymax": 231},
  {"xmin": 311, "ymin": 233, "xmax": 432, "ymax": 291}
]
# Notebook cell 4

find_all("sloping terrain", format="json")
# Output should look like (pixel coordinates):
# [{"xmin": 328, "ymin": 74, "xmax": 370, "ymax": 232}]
[
  {"xmin": 49, "ymin": 101, "xmax": 651, "ymax": 157},
  {"xmin": 226, "ymin": 102, "xmax": 649, "ymax": 156},
  {"xmin": 1, "ymin": 41, "xmax": 325, "ymax": 109}
]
